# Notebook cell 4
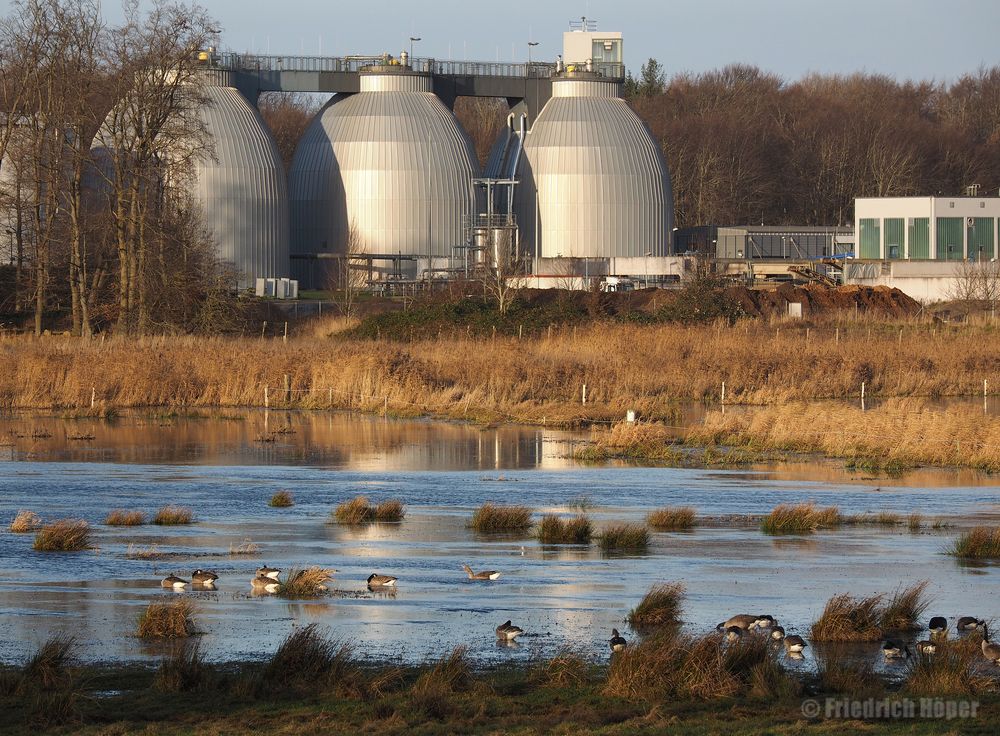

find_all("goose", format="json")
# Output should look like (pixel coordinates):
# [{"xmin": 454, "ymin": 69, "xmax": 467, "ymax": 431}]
[
  {"xmin": 463, "ymin": 564, "xmax": 501, "ymax": 581},
  {"xmin": 191, "ymin": 569, "xmax": 219, "ymax": 586},
  {"xmin": 957, "ymin": 616, "xmax": 985, "ymax": 632},
  {"xmin": 982, "ymin": 625, "xmax": 1000, "ymax": 665},
  {"xmin": 609, "ymin": 628, "xmax": 627, "ymax": 652},
  {"xmin": 770, "ymin": 626, "xmax": 786, "ymax": 641},
  {"xmin": 782, "ymin": 635, "xmax": 807, "ymax": 654},
  {"xmin": 716, "ymin": 614, "xmax": 775, "ymax": 632},
  {"xmin": 256, "ymin": 566, "xmax": 281, "ymax": 580},
  {"xmin": 250, "ymin": 575, "xmax": 280, "ymax": 593},
  {"xmin": 725, "ymin": 626, "xmax": 743, "ymax": 643},
  {"xmin": 496, "ymin": 620, "xmax": 524, "ymax": 641},
  {"xmin": 882, "ymin": 641, "xmax": 910, "ymax": 659},
  {"xmin": 928, "ymin": 616, "xmax": 948, "ymax": 636},
  {"xmin": 367, "ymin": 574, "xmax": 397, "ymax": 588},
  {"xmin": 916, "ymin": 640, "xmax": 937, "ymax": 655},
  {"xmin": 160, "ymin": 575, "xmax": 188, "ymax": 589}
]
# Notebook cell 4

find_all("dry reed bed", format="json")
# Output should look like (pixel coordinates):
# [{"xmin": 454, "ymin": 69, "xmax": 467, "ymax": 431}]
[
  {"xmin": 32, "ymin": 519, "xmax": 91, "ymax": 552},
  {"xmin": 537, "ymin": 515, "xmax": 592, "ymax": 544},
  {"xmin": 647, "ymin": 507, "xmax": 696, "ymax": 531},
  {"xmin": 332, "ymin": 496, "xmax": 405, "ymax": 525},
  {"xmin": 687, "ymin": 398, "xmax": 1000, "ymax": 471},
  {"xmin": 469, "ymin": 503, "xmax": 532, "ymax": 533},
  {"xmin": 4, "ymin": 322, "xmax": 1000, "ymax": 424},
  {"xmin": 951, "ymin": 526, "xmax": 1000, "ymax": 559},
  {"xmin": 9, "ymin": 510, "xmax": 40, "ymax": 533},
  {"xmin": 153, "ymin": 506, "xmax": 193, "ymax": 525},
  {"xmin": 136, "ymin": 600, "xmax": 196, "ymax": 639},
  {"xmin": 810, "ymin": 582, "xmax": 930, "ymax": 642},
  {"xmin": 105, "ymin": 509, "xmax": 146, "ymax": 526},
  {"xmin": 627, "ymin": 583, "xmax": 686, "ymax": 630},
  {"xmin": 268, "ymin": 490, "xmax": 294, "ymax": 508}
]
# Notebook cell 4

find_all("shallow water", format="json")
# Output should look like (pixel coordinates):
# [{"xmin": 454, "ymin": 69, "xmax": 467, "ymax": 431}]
[{"xmin": 0, "ymin": 410, "xmax": 998, "ymax": 671}]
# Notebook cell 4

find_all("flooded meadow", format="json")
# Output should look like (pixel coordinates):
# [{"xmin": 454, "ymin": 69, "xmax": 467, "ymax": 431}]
[{"xmin": 1, "ymin": 410, "xmax": 998, "ymax": 672}]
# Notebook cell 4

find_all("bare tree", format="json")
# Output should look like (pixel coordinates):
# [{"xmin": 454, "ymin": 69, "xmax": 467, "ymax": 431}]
[
  {"xmin": 948, "ymin": 259, "xmax": 1000, "ymax": 317},
  {"xmin": 257, "ymin": 92, "xmax": 321, "ymax": 172},
  {"xmin": 478, "ymin": 231, "xmax": 527, "ymax": 315},
  {"xmin": 327, "ymin": 221, "xmax": 366, "ymax": 321}
]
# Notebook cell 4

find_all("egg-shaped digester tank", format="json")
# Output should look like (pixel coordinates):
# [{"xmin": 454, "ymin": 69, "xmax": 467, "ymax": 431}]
[
  {"xmin": 515, "ymin": 75, "xmax": 674, "ymax": 259},
  {"xmin": 289, "ymin": 68, "xmax": 480, "ymax": 285},
  {"xmin": 192, "ymin": 72, "xmax": 290, "ymax": 286}
]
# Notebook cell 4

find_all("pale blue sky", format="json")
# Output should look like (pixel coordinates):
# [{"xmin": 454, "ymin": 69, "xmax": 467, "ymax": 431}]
[{"xmin": 4, "ymin": 0, "xmax": 998, "ymax": 81}]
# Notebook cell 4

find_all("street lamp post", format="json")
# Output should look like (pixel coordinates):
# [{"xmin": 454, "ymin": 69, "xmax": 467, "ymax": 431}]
[
  {"xmin": 409, "ymin": 36, "xmax": 421, "ymax": 60},
  {"xmin": 527, "ymin": 41, "xmax": 539, "ymax": 67}
]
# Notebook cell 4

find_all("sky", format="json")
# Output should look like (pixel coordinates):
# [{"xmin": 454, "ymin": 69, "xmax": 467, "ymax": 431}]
[{"xmin": 3, "ymin": 0, "xmax": 998, "ymax": 82}]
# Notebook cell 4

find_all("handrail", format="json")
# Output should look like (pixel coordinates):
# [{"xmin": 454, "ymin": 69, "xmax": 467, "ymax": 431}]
[{"xmin": 207, "ymin": 52, "xmax": 624, "ymax": 80}]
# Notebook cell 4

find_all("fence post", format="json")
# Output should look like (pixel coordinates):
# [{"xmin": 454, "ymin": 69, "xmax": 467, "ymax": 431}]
[
  {"xmin": 264, "ymin": 385, "xmax": 269, "ymax": 408},
  {"xmin": 283, "ymin": 374, "xmax": 291, "ymax": 404},
  {"xmin": 261, "ymin": 321, "xmax": 267, "ymax": 339},
  {"xmin": 283, "ymin": 322, "xmax": 288, "ymax": 344},
  {"xmin": 90, "ymin": 387, "xmax": 95, "ymax": 409},
  {"xmin": 721, "ymin": 381, "xmax": 726, "ymax": 405},
  {"xmin": 582, "ymin": 384, "xmax": 587, "ymax": 405}
]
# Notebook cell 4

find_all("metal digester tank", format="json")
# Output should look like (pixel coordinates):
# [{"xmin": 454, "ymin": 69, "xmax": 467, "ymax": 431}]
[
  {"xmin": 288, "ymin": 63, "xmax": 480, "ymax": 286},
  {"xmin": 514, "ymin": 72, "xmax": 674, "ymax": 259},
  {"xmin": 193, "ymin": 72, "xmax": 290, "ymax": 287}
]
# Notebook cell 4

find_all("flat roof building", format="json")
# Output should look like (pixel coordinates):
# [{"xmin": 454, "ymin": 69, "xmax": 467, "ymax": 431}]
[{"xmin": 854, "ymin": 196, "xmax": 1000, "ymax": 261}]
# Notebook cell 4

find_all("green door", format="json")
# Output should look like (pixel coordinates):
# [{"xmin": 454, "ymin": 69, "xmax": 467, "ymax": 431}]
[
  {"xmin": 968, "ymin": 217, "xmax": 994, "ymax": 260},
  {"xmin": 884, "ymin": 218, "xmax": 904, "ymax": 259},
  {"xmin": 859, "ymin": 218, "xmax": 880, "ymax": 259},
  {"xmin": 936, "ymin": 217, "xmax": 964, "ymax": 260},
  {"xmin": 908, "ymin": 218, "xmax": 929, "ymax": 259}
]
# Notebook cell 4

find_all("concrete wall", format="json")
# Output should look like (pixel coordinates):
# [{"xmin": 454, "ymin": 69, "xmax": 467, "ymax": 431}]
[{"xmin": 843, "ymin": 259, "xmax": 966, "ymax": 303}]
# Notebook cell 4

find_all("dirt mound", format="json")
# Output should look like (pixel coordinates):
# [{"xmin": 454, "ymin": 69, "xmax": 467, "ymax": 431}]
[{"xmin": 723, "ymin": 283, "xmax": 920, "ymax": 319}]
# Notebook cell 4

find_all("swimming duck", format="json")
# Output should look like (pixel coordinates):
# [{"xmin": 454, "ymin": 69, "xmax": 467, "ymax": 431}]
[
  {"xmin": 609, "ymin": 628, "xmax": 627, "ymax": 652},
  {"xmin": 463, "ymin": 564, "xmax": 501, "ymax": 581},
  {"xmin": 160, "ymin": 575, "xmax": 188, "ymax": 589}
]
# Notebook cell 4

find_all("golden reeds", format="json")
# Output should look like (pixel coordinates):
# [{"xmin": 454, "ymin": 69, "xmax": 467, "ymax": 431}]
[
  {"xmin": 268, "ymin": 490, "xmax": 294, "ymax": 508},
  {"xmin": 760, "ymin": 503, "xmax": 841, "ymax": 534},
  {"xmin": 257, "ymin": 624, "xmax": 358, "ymax": 695},
  {"xmin": 105, "ymin": 509, "xmax": 146, "ymax": 526},
  {"xmin": 469, "ymin": 503, "xmax": 532, "ymax": 533},
  {"xmin": 332, "ymin": 496, "xmax": 406, "ymax": 525},
  {"xmin": 627, "ymin": 582, "xmax": 685, "ymax": 629},
  {"xmin": 277, "ymin": 567, "xmax": 334, "ymax": 598},
  {"xmin": 153, "ymin": 506, "xmax": 193, "ymax": 525},
  {"xmin": 810, "ymin": 582, "xmax": 930, "ymax": 642},
  {"xmin": 537, "ymin": 514, "xmax": 592, "ymax": 544},
  {"xmin": 950, "ymin": 526, "xmax": 1000, "ymax": 559},
  {"xmin": 599, "ymin": 523, "xmax": 649, "ymax": 551},
  {"xmin": 32, "ymin": 519, "xmax": 91, "ymax": 552},
  {"xmin": 647, "ymin": 506, "xmax": 696, "ymax": 531},
  {"xmin": 9, "ymin": 510, "xmax": 41, "ymax": 533},
  {"xmin": 136, "ymin": 600, "xmax": 196, "ymax": 639}
]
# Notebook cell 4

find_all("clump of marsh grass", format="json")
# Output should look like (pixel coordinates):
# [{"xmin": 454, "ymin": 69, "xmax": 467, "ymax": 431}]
[
  {"xmin": 604, "ymin": 630, "xmax": 788, "ymax": 701},
  {"xmin": 153, "ymin": 506, "xmax": 193, "ymax": 525},
  {"xmin": 20, "ymin": 636, "xmax": 75, "ymax": 691},
  {"xmin": 760, "ymin": 503, "xmax": 841, "ymax": 535},
  {"xmin": 950, "ymin": 526, "xmax": 1000, "ymax": 559},
  {"xmin": 10, "ymin": 510, "xmax": 41, "ymax": 533},
  {"xmin": 268, "ymin": 490, "xmax": 294, "ymax": 508},
  {"xmin": 125, "ymin": 543, "xmax": 163, "ymax": 560},
  {"xmin": 332, "ymin": 496, "xmax": 406, "ymax": 525},
  {"xmin": 469, "ymin": 503, "xmax": 532, "ymax": 533},
  {"xmin": 599, "ymin": 523, "xmax": 649, "ymax": 552},
  {"xmin": 814, "ymin": 651, "xmax": 885, "ymax": 697},
  {"xmin": 880, "ymin": 581, "xmax": 930, "ymax": 632},
  {"xmin": 229, "ymin": 538, "xmax": 260, "ymax": 556},
  {"xmin": 646, "ymin": 506, "xmax": 696, "ymax": 531},
  {"xmin": 257, "ymin": 624, "xmax": 359, "ymax": 696},
  {"xmin": 136, "ymin": 599, "xmax": 196, "ymax": 639},
  {"xmin": 627, "ymin": 582, "xmax": 685, "ymax": 629},
  {"xmin": 411, "ymin": 646, "xmax": 474, "ymax": 699},
  {"xmin": 32, "ymin": 519, "xmax": 91, "ymax": 552},
  {"xmin": 908, "ymin": 513, "xmax": 923, "ymax": 531},
  {"xmin": 810, "ymin": 583, "xmax": 929, "ymax": 642},
  {"xmin": 154, "ymin": 644, "xmax": 213, "ymax": 693},
  {"xmin": 105, "ymin": 509, "xmax": 146, "ymax": 526},
  {"xmin": 277, "ymin": 566, "xmax": 334, "ymax": 598},
  {"xmin": 537, "ymin": 514, "xmax": 591, "ymax": 544},
  {"xmin": 904, "ymin": 638, "xmax": 994, "ymax": 696},
  {"xmin": 530, "ymin": 649, "xmax": 591, "ymax": 689}
]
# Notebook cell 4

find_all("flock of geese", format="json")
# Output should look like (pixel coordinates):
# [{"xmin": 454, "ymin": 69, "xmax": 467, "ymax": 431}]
[{"xmin": 158, "ymin": 568, "xmax": 1000, "ymax": 664}]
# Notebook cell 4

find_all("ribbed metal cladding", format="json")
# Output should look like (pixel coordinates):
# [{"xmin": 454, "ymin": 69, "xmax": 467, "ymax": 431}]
[
  {"xmin": 289, "ymin": 70, "xmax": 479, "ymax": 283},
  {"xmin": 515, "ymin": 76, "xmax": 674, "ymax": 259},
  {"xmin": 193, "ymin": 82, "xmax": 290, "ymax": 286}
]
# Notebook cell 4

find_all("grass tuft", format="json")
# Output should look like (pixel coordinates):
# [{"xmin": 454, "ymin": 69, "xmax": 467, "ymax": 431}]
[
  {"xmin": 810, "ymin": 593, "xmax": 884, "ymax": 642},
  {"xmin": 908, "ymin": 513, "xmax": 923, "ymax": 531},
  {"xmin": 647, "ymin": 506, "xmax": 696, "ymax": 531},
  {"xmin": 32, "ymin": 519, "xmax": 91, "ymax": 552},
  {"xmin": 126, "ymin": 543, "xmax": 162, "ymax": 560},
  {"xmin": 277, "ymin": 566, "xmax": 334, "ymax": 598},
  {"xmin": 105, "ymin": 509, "xmax": 146, "ymax": 526},
  {"xmin": 599, "ymin": 523, "xmax": 649, "ymax": 552},
  {"xmin": 374, "ymin": 499, "xmax": 405, "ymax": 522},
  {"xmin": 950, "ymin": 526, "xmax": 1000, "ymax": 559},
  {"xmin": 815, "ymin": 651, "xmax": 885, "ymax": 697},
  {"xmin": 627, "ymin": 582, "xmax": 685, "ymax": 629},
  {"xmin": 411, "ymin": 646, "xmax": 474, "ymax": 698},
  {"xmin": 268, "ymin": 490, "xmax": 294, "ymax": 508},
  {"xmin": 153, "ymin": 644, "xmax": 213, "ymax": 693},
  {"xmin": 258, "ymin": 624, "xmax": 358, "ymax": 695},
  {"xmin": 10, "ymin": 510, "xmax": 41, "ymax": 533},
  {"xmin": 760, "ymin": 503, "xmax": 840, "ymax": 534},
  {"xmin": 21, "ymin": 636, "xmax": 75, "ymax": 691},
  {"xmin": 530, "ymin": 649, "xmax": 591, "ymax": 689},
  {"xmin": 333, "ymin": 496, "xmax": 374, "ymax": 524},
  {"xmin": 537, "ymin": 514, "xmax": 592, "ymax": 544},
  {"xmin": 229, "ymin": 538, "xmax": 260, "ymax": 556},
  {"xmin": 153, "ymin": 506, "xmax": 193, "ymax": 525},
  {"xmin": 880, "ymin": 581, "xmax": 930, "ymax": 632},
  {"xmin": 136, "ymin": 599, "xmax": 196, "ymax": 639},
  {"xmin": 469, "ymin": 503, "xmax": 532, "ymax": 533},
  {"xmin": 904, "ymin": 637, "xmax": 994, "ymax": 696}
]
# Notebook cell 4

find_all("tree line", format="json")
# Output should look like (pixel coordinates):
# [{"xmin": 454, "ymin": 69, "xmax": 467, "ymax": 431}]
[{"xmin": 0, "ymin": 0, "xmax": 225, "ymax": 336}]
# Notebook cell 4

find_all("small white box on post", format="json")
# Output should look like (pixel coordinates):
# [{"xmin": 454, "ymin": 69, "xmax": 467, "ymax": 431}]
[
  {"xmin": 626, "ymin": 410, "xmax": 636, "ymax": 424},
  {"xmin": 787, "ymin": 302, "xmax": 803, "ymax": 319}
]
